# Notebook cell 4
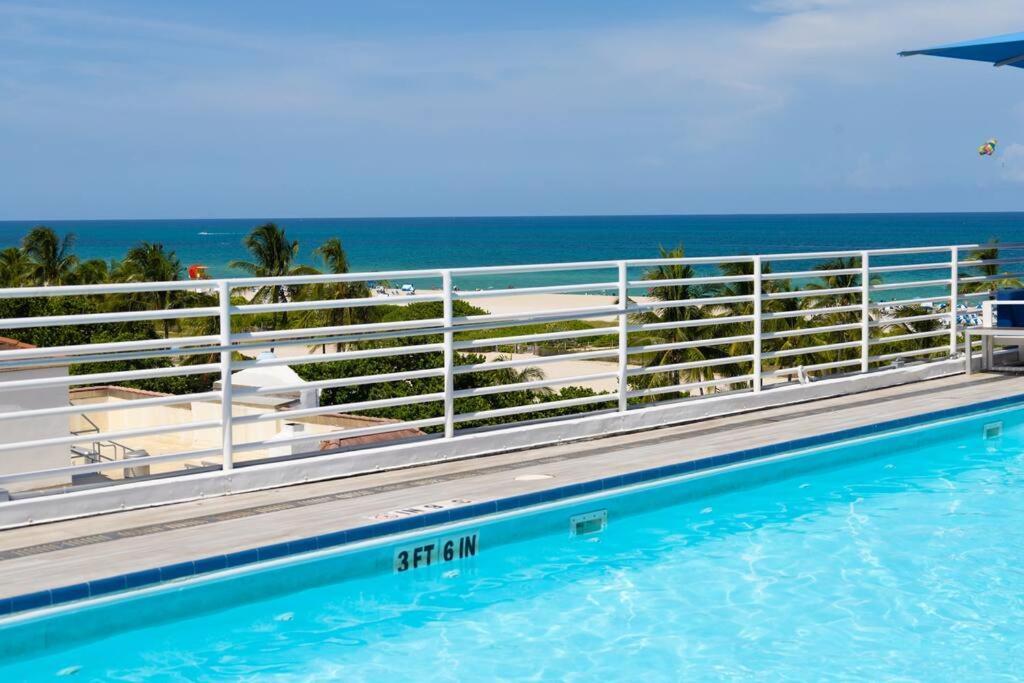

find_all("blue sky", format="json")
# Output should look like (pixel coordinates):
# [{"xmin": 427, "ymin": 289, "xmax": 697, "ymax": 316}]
[{"xmin": 4, "ymin": 0, "xmax": 1024, "ymax": 219}]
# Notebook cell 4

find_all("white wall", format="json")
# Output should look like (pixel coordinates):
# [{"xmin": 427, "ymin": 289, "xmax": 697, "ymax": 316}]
[{"xmin": 0, "ymin": 365, "xmax": 70, "ymax": 492}]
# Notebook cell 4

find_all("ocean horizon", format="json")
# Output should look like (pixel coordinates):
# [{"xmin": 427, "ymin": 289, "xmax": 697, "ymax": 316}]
[{"xmin": 2, "ymin": 212, "xmax": 1022, "ymax": 288}]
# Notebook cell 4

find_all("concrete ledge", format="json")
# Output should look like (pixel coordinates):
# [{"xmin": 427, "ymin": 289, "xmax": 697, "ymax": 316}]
[{"xmin": 0, "ymin": 359, "xmax": 968, "ymax": 528}]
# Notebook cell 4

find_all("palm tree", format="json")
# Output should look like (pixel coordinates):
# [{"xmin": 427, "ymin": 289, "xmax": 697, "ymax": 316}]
[
  {"xmin": 74, "ymin": 258, "xmax": 116, "ymax": 285},
  {"xmin": 713, "ymin": 260, "xmax": 808, "ymax": 381},
  {"xmin": 297, "ymin": 237, "xmax": 372, "ymax": 350},
  {"xmin": 960, "ymin": 240, "xmax": 1022, "ymax": 295},
  {"xmin": 122, "ymin": 242, "xmax": 183, "ymax": 338},
  {"xmin": 796, "ymin": 257, "xmax": 869, "ymax": 371},
  {"xmin": 22, "ymin": 226, "xmax": 78, "ymax": 286},
  {"xmin": 627, "ymin": 246, "xmax": 729, "ymax": 401},
  {"xmin": 873, "ymin": 304, "xmax": 947, "ymax": 359},
  {"xmin": 229, "ymin": 223, "xmax": 316, "ymax": 326},
  {"xmin": 0, "ymin": 247, "xmax": 31, "ymax": 287}
]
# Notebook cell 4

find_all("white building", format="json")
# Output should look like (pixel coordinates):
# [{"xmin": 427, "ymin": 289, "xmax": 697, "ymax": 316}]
[{"xmin": 0, "ymin": 337, "xmax": 70, "ymax": 493}]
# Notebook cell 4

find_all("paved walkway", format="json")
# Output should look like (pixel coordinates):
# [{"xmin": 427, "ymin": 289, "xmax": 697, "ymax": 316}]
[{"xmin": 2, "ymin": 372, "xmax": 1022, "ymax": 598}]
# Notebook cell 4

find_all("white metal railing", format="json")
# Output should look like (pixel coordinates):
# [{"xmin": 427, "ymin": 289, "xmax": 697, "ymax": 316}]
[{"xmin": 0, "ymin": 242, "xmax": 1019, "ymax": 495}]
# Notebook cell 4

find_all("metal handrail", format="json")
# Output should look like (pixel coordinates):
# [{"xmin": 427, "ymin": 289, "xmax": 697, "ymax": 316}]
[{"xmin": 0, "ymin": 242, "xmax": 1003, "ymax": 489}]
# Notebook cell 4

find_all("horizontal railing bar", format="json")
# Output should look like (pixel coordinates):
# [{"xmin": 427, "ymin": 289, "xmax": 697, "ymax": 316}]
[
  {"xmin": 452, "ymin": 372, "xmax": 617, "ymax": 399},
  {"xmin": 869, "ymin": 329, "xmax": 950, "ymax": 345},
  {"xmin": 453, "ymin": 349, "xmax": 618, "ymax": 374},
  {"xmin": 0, "ymin": 335, "xmax": 220, "ymax": 362},
  {"xmin": 626, "ymin": 275, "xmax": 753, "ymax": 288},
  {"xmin": 870, "ymin": 346, "xmax": 950, "ymax": 362},
  {"xmin": 0, "ymin": 419, "xmax": 221, "ymax": 453},
  {"xmin": 870, "ymin": 278, "xmax": 952, "ymax": 291},
  {"xmin": 762, "ymin": 250, "xmax": 862, "ymax": 261},
  {"xmin": 628, "ymin": 315, "xmax": 754, "ymax": 333},
  {"xmin": 632, "ymin": 295, "xmax": 754, "ymax": 311},
  {"xmin": 763, "ymin": 358, "xmax": 862, "ymax": 376},
  {"xmin": 0, "ymin": 391, "xmax": 220, "ymax": 422},
  {"xmin": 0, "ymin": 446, "xmax": 225, "ymax": 485},
  {"xmin": 0, "ymin": 344, "xmax": 220, "ymax": 371},
  {"xmin": 762, "ymin": 341, "xmax": 861, "ymax": 360},
  {"xmin": 232, "ymin": 367, "xmax": 445, "ymax": 396},
  {"xmin": 957, "ymin": 256, "xmax": 1024, "ymax": 267},
  {"xmin": 870, "ymin": 262, "xmax": 951, "ymax": 273},
  {"xmin": 624, "ymin": 255, "xmax": 756, "ymax": 267},
  {"xmin": 452, "ymin": 327, "xmax": 614, "ymax": 350},
  {"xmin": 761, "ymin": 304, "xmax": 861, "ymax": 320},
  {"xmin": 0, "ymin": 363, "xmax": 220, "ymax": 390},
  {"xmin": 233, "ymin": 417, "xmax": 444, "ymax": 453},
  {"xmin": 232, "ymin": 318, "xmax": 443, "ymax": 342},
  {"xmin": 0, "ymin": 280, "xmax": 220, "ymax": 299},
  {"xmin": 863, "ymin": 245, "xmax": 966, "ymax": 255},
  {"xmin": 455, "ymin": 282, "xmax": 618, "ymax": 298},
  {"xmin": 235, "ymin": 326, "xmax": 444, "ymax": 355},
  {"xmin": 232, "ymin": 343, "xmax": 445, "ymax": 369},
  {"xmin": 627, "ymin": 355, "xmax": 751, "ymax": 376},
  {"xmin": 626, "ymin": 375, "xmax": 754, "ymax": 398},
  {"xmin": 0, "ymin": 306, "xmax": 220, "ymax": 330},
  {"xmin": 957, "ymin": 272, "xmax": 1024, "ymax": 284},
  {"xmin": 233, "ymin": 393, "xmax": 445, "ymax": 425},
  {"xmin": 452, "ymin": 393, "xmax": 616, "ymax": 423},
  {"xmin": 870, "ymin": 312, "xmax": 949, "ymax": 327},
  {"xmin": 762, "ymin": 286, "xmax": 861, "ymax": 300},
  {"xmin": 760, "ymin": 322, "xmax": 862, "ymax": 339},
  {"xmin": 627, "ymin": 335, "xmax": 754, "ymax": 355},
  {"xmin": 871, "ymin": 296, "xmax": 951, "ymax": 308},
  {"xmin": 233, "ymin": 294, "xmax": 443, "ymax": 315},
  {"xmin": 452, "ymin": 305, "xmax": 621, "ymax": 326},
  {"xmin": 761, "ymin": 268, "xmax": 861, "ymax": 280},
  {"xmin": 229, "ymin": 269, "xmax": 444, "ymax": 288}
]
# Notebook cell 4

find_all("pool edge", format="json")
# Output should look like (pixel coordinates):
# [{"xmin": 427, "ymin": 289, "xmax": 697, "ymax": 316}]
[{"xmin": 4, "ymin": 389, "xmax": 1024, "ymax": 618}]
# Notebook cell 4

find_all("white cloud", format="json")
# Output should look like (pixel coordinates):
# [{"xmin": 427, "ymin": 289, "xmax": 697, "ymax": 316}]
[{"xmin": 4, "ymin": 0, "xmax": 1024, "ymax": 217}]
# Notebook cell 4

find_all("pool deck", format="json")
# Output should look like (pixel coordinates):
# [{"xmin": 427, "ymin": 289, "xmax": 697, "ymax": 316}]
[{"xmin": 2, "ymin": 372, "xmax": 1024, "ymax": 601}]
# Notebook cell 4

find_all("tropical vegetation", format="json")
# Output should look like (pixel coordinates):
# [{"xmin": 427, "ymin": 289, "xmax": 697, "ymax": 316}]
[{"xmin": 0, "ymin": 224, "xmax": 1016, "ymax": 433}]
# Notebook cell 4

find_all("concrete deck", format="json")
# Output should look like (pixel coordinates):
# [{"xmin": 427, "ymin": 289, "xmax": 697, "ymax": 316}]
[{"xmin": 2, "ymin": 372, "xmax": 1023, "ymax": 599}]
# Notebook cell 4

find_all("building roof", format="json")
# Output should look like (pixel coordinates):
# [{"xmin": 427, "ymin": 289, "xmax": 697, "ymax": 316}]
[
  {"xmin": 221, "ymin": 363, "xmax": 306, "ymax": 390},
  {"xmin": 213, "ymin": 352, "xmax": 310, "ymax": 408},
  {"xmin": 0, "ymin": 336, "xmax": 35, "ymax": 351},
  {"xmin": 319, "ymin": 427, "xmax": 425, "ymax": 451}
]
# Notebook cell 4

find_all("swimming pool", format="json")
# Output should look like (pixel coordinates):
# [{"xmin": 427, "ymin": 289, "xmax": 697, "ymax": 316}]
[{"xmin": 3, "ymin": 403, "xmax": 1024, "ymax": 680}]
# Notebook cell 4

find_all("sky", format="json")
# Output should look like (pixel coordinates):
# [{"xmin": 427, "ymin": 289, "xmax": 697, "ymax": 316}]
[{"xmin": 4, "ymin": 0, "xmax": 1024, "ymax": 220}]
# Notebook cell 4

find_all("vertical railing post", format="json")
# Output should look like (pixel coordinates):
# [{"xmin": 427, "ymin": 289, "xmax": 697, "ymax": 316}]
[
  {"xmin": 617, "ymin": 261, "xmax": 629, "ymax": 412},
  {"xmin": 949, "ymin": 245, "xmax": 959, "ymax": 357},
  {"xmin": 860, "ymin": 250, "xmax": 871, "ymax": 373},
  {"xmin": 442, "ymin": 270, "xmax": 455, "ymax": 438},
  {"xmin": 752, "ymin": 255, "xmax": 763, "ymax": 392},
  {"xmin": 218, "ymin": 280, "xmax": 234, "ymax": 472}
]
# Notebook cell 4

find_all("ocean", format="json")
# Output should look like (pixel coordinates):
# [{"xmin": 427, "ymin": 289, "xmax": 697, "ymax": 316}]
[{"xmin": 1, "ymin": 213, "xmax": 1022, "ymax": 289}]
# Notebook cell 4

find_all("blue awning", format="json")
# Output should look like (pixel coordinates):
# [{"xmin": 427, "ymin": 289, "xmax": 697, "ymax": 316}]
[{"xmin": 900, "ymin": 31, "xmax": 1024, "ymax": 68}]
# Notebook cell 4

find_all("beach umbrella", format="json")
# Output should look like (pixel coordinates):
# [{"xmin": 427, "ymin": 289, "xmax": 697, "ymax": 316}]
[{"xmin": 900, "ymin": 31, "xmax": 1024, "ymax": 68}]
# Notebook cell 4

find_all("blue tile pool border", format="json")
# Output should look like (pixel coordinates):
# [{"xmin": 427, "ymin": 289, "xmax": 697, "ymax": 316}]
[{"xmin": 4, "ymin": 389, "xmax": 1024, "ymax": 618}]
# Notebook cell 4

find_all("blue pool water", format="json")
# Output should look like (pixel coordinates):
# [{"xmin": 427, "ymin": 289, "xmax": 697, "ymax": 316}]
[{"xmin": 3, "ymin": 405, "xmax": 1024, "ymax": 680}]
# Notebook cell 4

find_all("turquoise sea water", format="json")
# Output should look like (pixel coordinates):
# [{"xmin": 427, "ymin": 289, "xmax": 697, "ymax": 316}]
[
  {"xmin": 2, "ymin": 405, "xmax": 1024, "ymax": 680},
  {"xmin": 1, "ymin": 213, "xmax": 1023, "ymax": 288}
]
